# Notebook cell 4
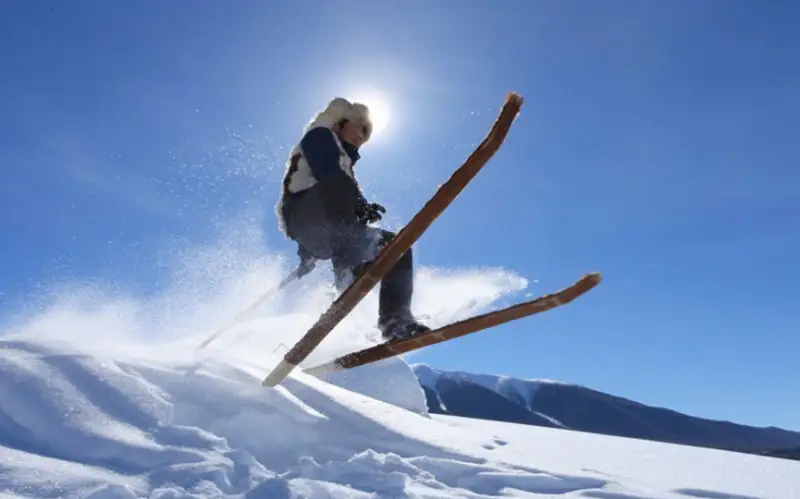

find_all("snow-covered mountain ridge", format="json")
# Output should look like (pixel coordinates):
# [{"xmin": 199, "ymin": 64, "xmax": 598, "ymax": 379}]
[{"xmin": 412, "ymin": 363, "xmax": 800, "ymax": 457}]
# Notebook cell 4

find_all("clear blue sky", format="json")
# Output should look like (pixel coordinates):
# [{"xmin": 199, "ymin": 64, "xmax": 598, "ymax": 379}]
[{"xmin": 1, "ymin": 1, "xmax": 798, "ymax": 430}]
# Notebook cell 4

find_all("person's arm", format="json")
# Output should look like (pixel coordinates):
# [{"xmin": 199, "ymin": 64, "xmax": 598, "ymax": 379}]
[
  {"xmin": 302, "ymin": 130, "xmax": 386, "ymax": 225},
  {"xmin": 300, "ymin": 127, "xmax": 349, "ymax": 182},
  {"xmin": 300, "ymin": 127, "xmax": 361, "ymax": 222}
]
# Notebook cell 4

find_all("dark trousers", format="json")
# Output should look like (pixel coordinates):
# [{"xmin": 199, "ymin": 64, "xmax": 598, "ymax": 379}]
[{"xmin": 281, "ymin": 177, "xmax": 415, "ymax": 322}]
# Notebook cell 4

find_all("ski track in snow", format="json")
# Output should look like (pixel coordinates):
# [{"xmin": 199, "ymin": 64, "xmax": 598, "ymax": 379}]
[{"xmin": 0, "ymin": 339, "xmax": 797, "ymax": 499}]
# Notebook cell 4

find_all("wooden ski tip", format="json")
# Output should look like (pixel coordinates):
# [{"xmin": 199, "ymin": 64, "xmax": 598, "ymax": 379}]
[
  {"xmin": 578, "ymin": 272, "xmax": 602, "ymax": 290},
  {"xmin": 506, "ymin": 92, "xmax": 524, "ymax": 106},
  {"xmin": 261, "ymin": 359, "xmax": 296, "ymax": 387}
]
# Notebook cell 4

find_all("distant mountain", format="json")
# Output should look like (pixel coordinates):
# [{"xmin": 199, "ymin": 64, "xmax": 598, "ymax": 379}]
[{"xmin": 412, "ymin": 364, "xmax": 800, "ymax": 456}]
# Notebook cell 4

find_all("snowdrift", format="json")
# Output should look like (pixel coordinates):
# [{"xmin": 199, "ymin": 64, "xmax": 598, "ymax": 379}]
[{"xmin": 0, "ymin": 338, "xmax": 798, "ymax": 499}]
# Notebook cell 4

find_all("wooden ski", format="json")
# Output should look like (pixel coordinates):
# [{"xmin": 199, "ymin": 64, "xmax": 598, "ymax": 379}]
[
  {"xmin": 261, "ymin": 92, "xmax": 525, "ymax": 387},
  {"xmin": 304, "ymin": 272, "xmax": 601, "ymax": 377}
]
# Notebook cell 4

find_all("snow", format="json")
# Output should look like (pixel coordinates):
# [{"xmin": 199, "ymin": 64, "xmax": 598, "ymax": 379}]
[
  {"xmin": 1, "ymin": 233, "xmax": 797, "ymax": 498},
  {"xmin": 439, "ymin": 415, "xmax": 800, "ymax": 499},
  {"xmin": 0, "ymin": 338, "xmax": 798, "ymax": 499}
]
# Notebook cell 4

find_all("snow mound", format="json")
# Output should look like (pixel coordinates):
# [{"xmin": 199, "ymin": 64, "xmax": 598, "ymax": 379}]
[
  {"xmin": 317, "ymin": 355, "xmax": 430, "ymax": 416},
  {"xmin": 0, "ymin": 339, "xmax": 797, "ymax": 499},
  {"xmin": 0, "ymin": 339, "xmax": 593, "ymax": 498}
]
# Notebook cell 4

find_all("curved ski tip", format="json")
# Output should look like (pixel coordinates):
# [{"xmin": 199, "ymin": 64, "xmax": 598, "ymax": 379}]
[
  {"xmin": 506, "ymin": 92, "xmax": 524, "ymax": 106},
  {"xmin": 585, "ymin": 272, "xmax": 602, "ymax": 284},
  {"xmin": 261, "ymin": 359, "xmax": 297, "ymax": 387}
]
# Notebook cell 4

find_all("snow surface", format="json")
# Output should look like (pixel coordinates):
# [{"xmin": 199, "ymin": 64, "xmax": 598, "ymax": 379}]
[
  {"xmin": 1, "ymin": 232, "xmax": 797, "ymax": 498},
  {"xmin": 0, "ymin": 338, "xmax": 798, "ymax": 499}
]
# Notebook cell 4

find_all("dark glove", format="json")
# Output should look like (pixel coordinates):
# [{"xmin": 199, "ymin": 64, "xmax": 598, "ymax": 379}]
[{"xmin": 355, "ymin": 201, "xmax": 386, "ymax": 225}]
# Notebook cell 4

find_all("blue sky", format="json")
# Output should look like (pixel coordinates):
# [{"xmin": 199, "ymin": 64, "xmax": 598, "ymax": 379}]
[{"xmin": 1, "ymin": 1, "xmax": 799, "ymax": 430}]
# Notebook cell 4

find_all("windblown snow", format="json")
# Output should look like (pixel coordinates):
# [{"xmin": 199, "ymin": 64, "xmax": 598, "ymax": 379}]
[{"xmin": 0, "ymin": 235, "xmax": 798, "ymax": 498}]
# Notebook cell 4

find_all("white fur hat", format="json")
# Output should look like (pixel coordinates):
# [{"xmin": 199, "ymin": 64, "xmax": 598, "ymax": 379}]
[{"xmin": 307, "ymin": 97, "xmax": 373, "ymax": 142}]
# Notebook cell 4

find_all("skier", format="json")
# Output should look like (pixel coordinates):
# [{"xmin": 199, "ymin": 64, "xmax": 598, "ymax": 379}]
[{"xmin": 276, "ymin": 97, "xmax": 430, "ymax": 341}]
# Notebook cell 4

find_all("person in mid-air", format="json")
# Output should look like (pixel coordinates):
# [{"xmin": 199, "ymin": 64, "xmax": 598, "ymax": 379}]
[{"xmin": 276, "ymin": 97, "xmax": 430, "ymax": 341}]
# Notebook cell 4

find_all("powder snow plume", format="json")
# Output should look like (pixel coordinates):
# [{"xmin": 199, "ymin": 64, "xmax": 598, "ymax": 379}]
[{"xmin": 0, "ymin": 213, "xmax": 529, "ymax": 373}]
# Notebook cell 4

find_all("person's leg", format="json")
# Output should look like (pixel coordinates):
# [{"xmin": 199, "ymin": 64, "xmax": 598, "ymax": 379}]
[
  {"xmin": 284, "ymin": 179, "xmax": 379, "ymax": 287},
  {"xmin": 286, "ymin": 183, "xmax": 428, "ymax": 340},
  {"xmin": 371, "ymin": 230, "xmax": 410, "ymax": 321},
  {"xmin": 329, "ymin": 228, "xmax": 382, "ymax": 291},
  {"xmin": 367, "ymin": 230, "xmax": 430, "ymax": 340},
  {"xmin": 330, "ymin": 228, "xmax": 429, "ymax": 339}
]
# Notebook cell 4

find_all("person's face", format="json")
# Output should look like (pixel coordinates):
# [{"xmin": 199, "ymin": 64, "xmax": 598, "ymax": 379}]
[{"xmin": 340, "ymin": 120, "xmax": 368, "ymax": 148}]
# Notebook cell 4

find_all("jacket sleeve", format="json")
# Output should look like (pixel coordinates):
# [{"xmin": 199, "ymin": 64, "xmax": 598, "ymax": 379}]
[
  {"xmin": 301, "ymin": 127, "xmax": 348, "ymax": 182},
  {"xmin": 299, "ymin": 127, "xmax": 362, "ymax": 224}
]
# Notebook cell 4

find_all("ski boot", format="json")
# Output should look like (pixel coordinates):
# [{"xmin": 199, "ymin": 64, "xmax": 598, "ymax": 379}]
[{"xmin": 378, "ymin": 314, "xmax": 431, "ymax": 342}]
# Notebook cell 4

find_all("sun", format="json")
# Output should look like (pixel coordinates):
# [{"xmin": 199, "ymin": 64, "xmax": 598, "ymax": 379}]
[{"xmin": 349, "ymin": 90, "xmax": 392, "ymax": 138}]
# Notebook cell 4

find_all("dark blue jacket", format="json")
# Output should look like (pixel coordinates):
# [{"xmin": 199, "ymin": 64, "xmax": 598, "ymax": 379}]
[
  {"xmin": 279, "ymin": 127, "xmax": 373, "ymax": 261},
  {"xmin": 300, "ymin": 127, "xmax": 361, "ymax": 182}
]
